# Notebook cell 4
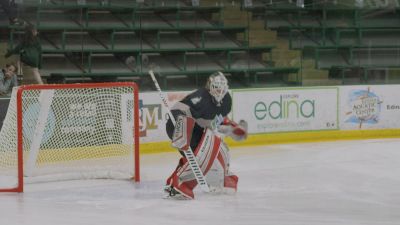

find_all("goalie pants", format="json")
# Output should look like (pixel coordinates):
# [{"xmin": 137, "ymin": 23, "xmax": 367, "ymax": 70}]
[{"xmin": 166, "ymin": 129, "xmax": 238, "ymax": 199}]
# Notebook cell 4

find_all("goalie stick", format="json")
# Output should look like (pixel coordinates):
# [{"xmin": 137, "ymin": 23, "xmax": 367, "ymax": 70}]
[{"xmin": 148, "ymin": 70, "xmax": 210, "ymax": 193}]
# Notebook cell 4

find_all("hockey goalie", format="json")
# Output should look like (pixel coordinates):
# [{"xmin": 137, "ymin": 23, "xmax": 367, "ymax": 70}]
[{"xmin": 164, "ymin": 71, "xmax": 248, "ymax": 200}]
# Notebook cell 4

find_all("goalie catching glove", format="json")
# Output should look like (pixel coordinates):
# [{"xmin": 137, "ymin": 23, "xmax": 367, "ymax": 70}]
[
  {"xmin": 218, "ymin": 118, "xmax": 248, "ymax": 141},
  {"xmin": 172, "ymin": 115, "xmax": 195, "ymax": 151}
]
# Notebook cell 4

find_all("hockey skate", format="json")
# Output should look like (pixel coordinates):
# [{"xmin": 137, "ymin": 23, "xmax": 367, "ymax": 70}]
[
  {"xmin": 164, "ymin": 186, "xmax": 193, "ymax": 200},
  {"xmin": 163, "ymin": 185, "xmax": 172, "ymax": 194}
]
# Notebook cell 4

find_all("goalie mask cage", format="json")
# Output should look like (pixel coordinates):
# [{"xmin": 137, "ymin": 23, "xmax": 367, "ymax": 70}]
[{"xmin": 0, "ymin": 82, "xmax": 140, "ymax": 192}]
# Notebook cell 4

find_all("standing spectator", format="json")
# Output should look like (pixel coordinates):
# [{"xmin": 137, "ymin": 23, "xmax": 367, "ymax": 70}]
[
  {"xmin": 5, "ymin": 24, "xmax": 44, "ymax": 84},
  {"xmin": 0, "ymin": 63, "xmax": 18, "ymax": 96}
]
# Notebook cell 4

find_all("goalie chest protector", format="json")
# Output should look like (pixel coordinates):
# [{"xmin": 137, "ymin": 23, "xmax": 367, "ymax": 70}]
[{"xmin": 175, "ymin": 88, "xmax": 232, "ymax": 126}]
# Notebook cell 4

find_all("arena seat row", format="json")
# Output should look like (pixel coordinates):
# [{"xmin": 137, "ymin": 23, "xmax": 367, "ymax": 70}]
[{"xmin": 1, "ymin": 0, "xmax": 300, "ymax": 89}]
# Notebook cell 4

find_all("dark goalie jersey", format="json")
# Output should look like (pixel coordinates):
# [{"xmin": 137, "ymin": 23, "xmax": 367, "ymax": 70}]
[{"xmin": 166, "ymin": 87, "xmax": 232, "ymax": 150}]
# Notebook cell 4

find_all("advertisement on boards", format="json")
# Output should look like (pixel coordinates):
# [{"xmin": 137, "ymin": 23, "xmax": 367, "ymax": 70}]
[
  {"xmin": 139, "ymin": 91, "xmax": 190, "ymax": 143},
  {"xmin": 339, "ymin": 85, "xmax": 400, "ymax": 130},
  {"xmin": 231, "ymin": 87, "xmax": 339, "ymax": 134}
]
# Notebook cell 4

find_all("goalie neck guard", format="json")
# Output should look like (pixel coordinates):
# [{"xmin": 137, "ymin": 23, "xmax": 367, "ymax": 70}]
[{"xmin": 206, "ymin": 71, "xmax": 228, "ymax": 104}]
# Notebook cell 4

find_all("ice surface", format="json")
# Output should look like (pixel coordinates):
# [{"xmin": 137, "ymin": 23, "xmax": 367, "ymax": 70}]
[{"xmin": 1, "ymin": 139, "xmax": 400, "ymax": 225}]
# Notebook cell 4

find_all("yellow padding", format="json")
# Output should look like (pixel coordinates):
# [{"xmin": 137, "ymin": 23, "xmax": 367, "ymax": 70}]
[
  {"xmin": 139, "ymin": 129, "xmax": 400, "ymax": 154},
  {"xmin": 224, "ymin": 129, "xmax": 400, "ymax": 147},
  {"xmin": 28, "ymin": 129, "xmax": 400, "ymax": 159},
  {"xmin": 140, "ymin": 142, "xmax": 176, "ymax": 154}
]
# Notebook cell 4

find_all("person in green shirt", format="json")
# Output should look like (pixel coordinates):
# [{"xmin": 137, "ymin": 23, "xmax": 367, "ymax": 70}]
[
  {"xmin": 5, "ymin": 24, "xmax": 43, "ymax": 84},
  {"xmin": 0, "ymin": 63, "xmax": 18, "ymax": 96}
]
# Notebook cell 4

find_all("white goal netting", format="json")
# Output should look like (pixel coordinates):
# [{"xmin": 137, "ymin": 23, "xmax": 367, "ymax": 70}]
[{"xmin": 0, "ymin": 83, "xmax": 139, "ymax": 191}]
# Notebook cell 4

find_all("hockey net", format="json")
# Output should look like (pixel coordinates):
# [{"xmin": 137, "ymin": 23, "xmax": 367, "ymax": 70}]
[{"xmin": 0, "ymin": 83, "xmax": 140, "ymax": 192}]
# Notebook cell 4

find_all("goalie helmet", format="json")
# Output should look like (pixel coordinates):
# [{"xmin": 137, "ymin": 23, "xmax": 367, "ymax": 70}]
[{"xmin": 206, "ymin": 71, "xmax": 229, "ymax": 104}]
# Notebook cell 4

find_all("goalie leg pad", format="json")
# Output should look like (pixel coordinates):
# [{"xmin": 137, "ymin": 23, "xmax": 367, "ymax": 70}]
[
  {"xmin": 165, "ymin": 158, "xmax": 185, "ymax": 192},
  {"xmin": 165, "ymin": 159, "xmax": 195, "ymax": 199},
  {"xmin": 165, "ymin": 129, "xmax": 221, "ymax": 198},
  {"xmin": 224, "ymin": 175, "xmax": 239, "ymax": 192},
  {"xmin": 172, "ymin": 116, "xmax": 195, "ymax": 150},
  {"xmin": 201, "ymin": 141, "xmax": 239, "ymax": 193},
  {"xmin": 216, "ymin": 142, "xmax": 238, "ymax": 192},
  {"xmin": 176, "ymin": 129, "xmax": 221, "ymax": 180}
]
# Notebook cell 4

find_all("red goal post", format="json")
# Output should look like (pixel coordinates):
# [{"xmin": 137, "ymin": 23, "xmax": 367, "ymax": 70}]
[{"xmin": 0, "ymin": 82, "xmax": 140, "ymax": 192}]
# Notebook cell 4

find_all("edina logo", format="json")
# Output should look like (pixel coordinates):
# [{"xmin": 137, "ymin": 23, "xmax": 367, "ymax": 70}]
[{"xmin": 254, "ymin": 96, "xmax": 315, "ymax": 120}]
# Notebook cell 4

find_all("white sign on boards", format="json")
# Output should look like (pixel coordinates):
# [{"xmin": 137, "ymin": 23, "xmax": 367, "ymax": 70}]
[{"xmin": 231, "ymin": 88, "xmax": 339, "ymax": 133}]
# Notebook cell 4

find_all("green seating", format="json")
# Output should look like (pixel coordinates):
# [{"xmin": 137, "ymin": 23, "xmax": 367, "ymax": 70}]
[
  {"xmin": 1, "ymin": 1, "xmax": 301, "ymax": 88},
  {"xmin": 248, "ymin": 2, "xmax": 400, "ymax": 85}
]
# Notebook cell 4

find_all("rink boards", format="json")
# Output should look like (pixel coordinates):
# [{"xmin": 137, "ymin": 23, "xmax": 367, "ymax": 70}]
[
  {"xmin": 2, "ymin": 85, "xmax": 400, "ymax": 154},
  {"xmin": 138, "ymin": 85, "xmax": 400, "ymax": 153}
]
